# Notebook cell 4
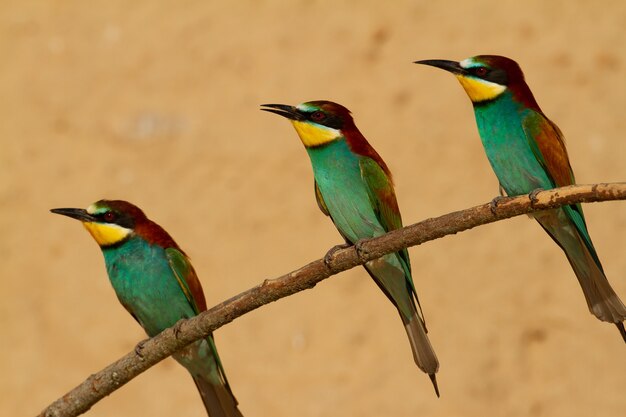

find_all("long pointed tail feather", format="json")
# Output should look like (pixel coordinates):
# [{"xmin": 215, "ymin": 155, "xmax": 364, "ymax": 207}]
[
  {"xmin": 535, "ymin": 210, "xmax": 626, "ymax": 341},
  {"xmin": 192, "ymin": 374, "xmax": 243, "ymax": 417},
  {"xmin": 403, "ymin": 313, "xmax": 440, "ymax": 396},
  {"xmin": 175, "ymin": 338, "xmax": 243, "ymax": 417},
  {"xmin": 566, "ymin": 244, "xmax": 626, "ymax": 325},
  {"xmin": 365, "ymin": 257, "xmax": 440, "ymax": 394},
  {"xmin": 616, "ymin": 323, "xmax": 626, "ymax": 343}
]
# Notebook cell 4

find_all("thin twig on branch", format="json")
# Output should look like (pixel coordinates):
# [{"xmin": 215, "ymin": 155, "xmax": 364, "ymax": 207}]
[{"xmin": 39, "ymin": 182, "xmax": 626, "ymax": 417}]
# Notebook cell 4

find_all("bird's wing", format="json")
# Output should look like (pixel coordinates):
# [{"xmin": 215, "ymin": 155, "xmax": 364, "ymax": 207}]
[
  {"xmin": 522, "ymin": 112, "xmax": 575, "ymax": 189},
  {"xmin": 358, "ymin": 157, "xmax": 402, "ymax": 231},
  {"xmin": 314, "ymin": 180, "xmax": 330, "ymax": 217},
  {"xmin": 359, "ymin": 156, "xmax": 429, "ymax": 323},
  {"xmin": 358, "ymin": 157, "xmax": 412, "ymax": 277},
  {"xmin": 315, "ymin": 179, "xmax": 355, "ymax": 244},
  {"xmin": 522, "ymin": 113, "xmax": 600, "ymax": 263},
  {"xmin": 165, "ymin": 248, "xmax": 234, "ymax": 399},
  {"xmin": 165, "ymin": 247, "xmax": 207, "ymax": 314}
]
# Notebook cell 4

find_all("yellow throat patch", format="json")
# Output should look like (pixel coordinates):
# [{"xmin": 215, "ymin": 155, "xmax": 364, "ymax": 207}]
[
  {"xmin": 82, "ymin": 222, "xmax": 132, "ymax": 247},
  {"xmin": 456, "ymin": 75, "xmax": 506, "ymax": 103},
  {"xmin": 291, "ymin": 120, "xmax": 341, "ymax": 147}
]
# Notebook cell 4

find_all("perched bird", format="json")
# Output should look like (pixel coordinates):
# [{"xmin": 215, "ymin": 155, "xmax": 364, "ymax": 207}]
[
  {"xmin": 51, "ymin": 200, "xmax": 243, "ymax": 417},
  {"xmin": 261, "ymin": 101, "xmax": 440, "ymax": 395},
  {"xmin": 416, "ymin": 55, "xmax": 626, "ymax": 340}
]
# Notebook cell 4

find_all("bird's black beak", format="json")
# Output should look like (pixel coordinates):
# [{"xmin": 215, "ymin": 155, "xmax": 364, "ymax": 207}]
[
  {"xmin": 51, "ymin": 208, "xmax": 96, "ymax": 222},
  {"xmin": 260, "ymin": 104, "xmax": 305, "ymax": 121},
  {"xmin": 414, "ymin": 59, "xmax": 467, "ymax": 75}
]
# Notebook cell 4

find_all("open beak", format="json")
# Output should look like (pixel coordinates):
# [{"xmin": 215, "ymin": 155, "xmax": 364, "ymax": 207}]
[
  {"xmin": 260, "ymin": 104, "xmax": 305, "ymax": 121},
  {"xmin": 414, "ymin": 59, "xmax": 467, "ymax": 76},
  {"xmin": 50, "ymin": 208, "xmax": 96, "ymax": 222}
]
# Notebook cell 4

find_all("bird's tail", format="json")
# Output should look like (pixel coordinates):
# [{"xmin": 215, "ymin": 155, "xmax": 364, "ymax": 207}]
[
  {"xmin": 174, "ymin": 338, "xmax": 243, "ymax": 417},
  {"xmin": 402, "ymin": 313, "xmax": 440, "ymax": 396},
  {"xmin": 365, "ymin": 257, "xmax": 440, "ymax": 395},
  {"xmin": 192, "ymin": 374, "xmax": 243, "ymax": 417},
  {"xmin": 565, "ymin": 237, "xmax": 626, "ymax": 341},
  {"xmin": 536, "ymin": 210, "xmax": 626, "ymax": 341}
]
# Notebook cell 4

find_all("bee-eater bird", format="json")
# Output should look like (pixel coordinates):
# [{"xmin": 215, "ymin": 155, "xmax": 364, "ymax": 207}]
[
  {"xmin": 261, "ymin": 101, "xmax": 440, "ymax": 395},
  {"xmin": 51, "ymin": 200, "xmax": 243, "ymax": 417},
  {"xmin": 416, "ymin": 55, "xmax": 626, "ymax": 341}
]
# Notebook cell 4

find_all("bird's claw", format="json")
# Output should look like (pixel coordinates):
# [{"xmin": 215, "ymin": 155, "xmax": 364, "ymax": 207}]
[
  {"xmin": 528, "ymin": 188, "xmax": 544, "ymax": 208},
  {"xmin": 134, "ymin": 338, "xmax": 149, "ymax": 359},
  {"xmin": 173, "ymin": 319, "xmax": 186, "ymax": 339},
  {"xmin": 354, "ymin": 239, "xmax": 370, "ymax": 262},
  {"xmin": 489, "ymin": 196, "xmax": 506, "ymax": 215},
  {"xmin": 323, "ymin": 243, "xmax": 351, "ymax": 269}
]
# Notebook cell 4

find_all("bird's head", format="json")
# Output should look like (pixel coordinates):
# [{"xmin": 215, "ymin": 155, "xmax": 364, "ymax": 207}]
[
  {"xmin": 416, "ymin": 55, "xmax": 537, "ymax": 107},
  {"xmin": 261, "ymin": 100, "xmax": 355, "ymax": 148},
  {"xmin": 51, "ymin": 200, "xmax": 174, "ymax": 249}
]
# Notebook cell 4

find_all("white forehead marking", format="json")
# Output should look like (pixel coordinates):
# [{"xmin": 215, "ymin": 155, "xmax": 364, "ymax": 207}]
[
  {"xmin": 86, "ymin": 203, "xmax": 107, "ymax": 215},
  {"xmin": 296, "ymin": 102, "xmax": 317, "ymax": 112},
  {"xmin": 460, "ymin": 58, "xmax": 478, "ymax": 69}
]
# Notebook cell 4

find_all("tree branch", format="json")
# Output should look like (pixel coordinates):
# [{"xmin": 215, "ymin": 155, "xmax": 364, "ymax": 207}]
[{"xmin": 39, "ymin": 183, "xmax": 626, "ymax": 417}]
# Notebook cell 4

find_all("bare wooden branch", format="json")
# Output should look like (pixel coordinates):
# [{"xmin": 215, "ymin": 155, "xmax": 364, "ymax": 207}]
[{"xmin": 39, "ymin": 183, "xmax": 626, "ymax": 417}]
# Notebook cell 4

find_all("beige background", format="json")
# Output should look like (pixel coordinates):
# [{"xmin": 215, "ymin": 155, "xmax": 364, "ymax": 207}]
[{"xmin": 2, "ymin": 1, "xmax": 625, "ymax": 416}]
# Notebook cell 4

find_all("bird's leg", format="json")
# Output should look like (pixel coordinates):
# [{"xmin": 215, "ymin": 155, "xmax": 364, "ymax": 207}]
[
  {"xmin": 490, "ymin": 184, "xmax": 508, "ymax": 215},
  {"xmin": 354, "ymin": 239, "xmax": 370, "ymax": 262},
  {"xmin": 323, "ymin": 243, "xmax": 351, "ymax": 269},
  {"xmin": 528, "ymin": 188, "xmax": 545, "ymax": 208},
  {"xmin": 489, "ymin": 197, "xmax": 505, "ymax": 215},
  {"xmin": 172, "ymin": 318, "xmax": 187, "ymax": 339},
  {"xmin": 134, "ymin": 338, "xmax": 150, "ymax": 359}
]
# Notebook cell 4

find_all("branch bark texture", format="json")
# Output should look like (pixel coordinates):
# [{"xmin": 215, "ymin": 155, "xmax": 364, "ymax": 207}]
[{"xmin": 39, "ymin": 183, "xmax": 626, "ymax": 417}]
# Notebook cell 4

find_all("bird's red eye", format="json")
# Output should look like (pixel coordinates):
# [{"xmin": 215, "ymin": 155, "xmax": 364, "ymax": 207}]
[
  {"xmin": 311, "ymin": 111, "xmax": 326, "ymax": 122},
  {"xmin": 475, "ymin": 67, "xmax": 488, "ymax": 77},
  {"xmin": 103, "ymin": 212, "xmax": 116, "ymax": 222}
]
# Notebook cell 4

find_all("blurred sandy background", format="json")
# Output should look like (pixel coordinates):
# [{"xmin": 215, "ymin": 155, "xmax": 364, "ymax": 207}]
[{"xmin": 2, "ymin": 1, "xmax": 625, "ymax": 416}]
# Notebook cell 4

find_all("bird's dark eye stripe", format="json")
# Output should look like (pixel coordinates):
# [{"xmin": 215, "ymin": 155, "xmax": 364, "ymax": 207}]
[
  {"xmin": 101, "ymin": 211, "xmax": 116, "ymax": 222},
  {"xmin": 307, "ymin": 111, "xmax": 344, "ymax": 129},
  {"xmin": 310, "ymin": 111, "xmax": 326, "ymax": 122},
  {"xmin": 97, "ymin": 210, "xmax": 136, "ymax": 228},
  {"xmin": 467, "ymin": 66, "xmax": 508, "ymax": 85},
  {"xmin": 473, "ymin": 67, "xmax": 489, "ymax": 77},
  {"xmin": 94, "ymin": 210, "xmax": 117, "ymax": 221}
]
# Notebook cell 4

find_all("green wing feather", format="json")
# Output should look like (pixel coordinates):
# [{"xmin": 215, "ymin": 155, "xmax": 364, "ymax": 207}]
[
  {"xmin": 358, "ymin": 158, "xmax": 414, "ymax": 284},
  {"xmin": 358, "ymin": 158, "xmax": 402, "ymax": 229},
  {"xmin": 522, "ymin": 113, "xmax": 600, "ymax": 264},
  {"xmin": 165, "ymin": 247, "xmax": 207, "ymax": 313},
  {"xmin": 165, "ymin": 247, "xmax": 234, "ymax": 390},
  {"xmin": 522, "ymin": 112, "xmax": 575, "ymax": 189},
  {"xmin": 314, "ymin": 181, "xmax": 330, "ymax": 217},
  {"xmin": 358, "ymin": 156, "xmax": 432, "ymax": 327}
]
